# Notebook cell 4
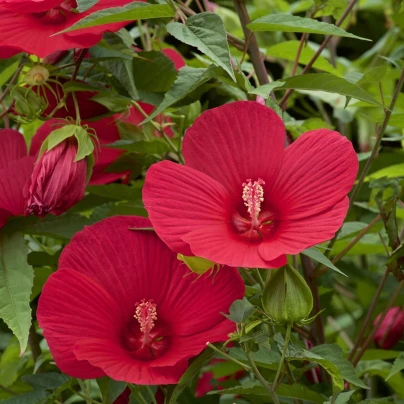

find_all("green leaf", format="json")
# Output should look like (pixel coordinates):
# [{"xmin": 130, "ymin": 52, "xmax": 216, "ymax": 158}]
[
  {"xmin": 302, "ymin": 247, "xmax": 347, "ymax": 277},
  {"xmin": 108, "ymin": 138, "xmax": 170, "ymax": 155},
  {"xmin": 311, "ymin": 345, "xmax": 368, "ymax": 389},
  {"xmin": 365, "ymin": 163, "xmax": 404, "ymax": 182},
  {"xmin": 166, "ymin": 348, "xmax": 215, "ymax": 404},
  {"xmin": 266, "ymin": 41, "xmax": 343, "ymax": 76},
  {"xmin": 0, "ymin": 54, "xmax": 21, "ymax": 87},
  {"xmin": 74, "ymin": 126, "xmax": 94, "ymax": 161},
  {"xmin": 76, "ymin": 0, "xmax": 99, "ymax": 12},
  {"xmin": 102, "ymin": 59, "xmax": 138, "ymax": 99},
  {"xmin": 324, "ymin": 391, "xmax": 355, "ymax": 404},
  {"xmin": 0, "ymin": 232, "xmax": 33, "ymax": 354},
  {"xmin": 249, "ymin": 81, "xmax": 285, "ymax": 98},
  {"xmin": 133, "ymin": 51, "xmax": 177, "ymax": 93},
  {"xmin": 167, "ymin": 12, "xmax": 235, "ymax": 81},
  {"xmin": 96, "ymin": 377, "xmax": 127, "ymax": 404},
  {"xmin": 247, "ymin": 13, "xmax": 370, "ymax": 40},
  {"xmin": 228, "ymin": 298, "xmax": 255, "ymax": 323},
  {"xmin": 45, "ymin": 125, "xmax": 77, "ymax": 151},
  {"xmin": 209, "ymin": 381, "xmax": 325, "ymax": 404},
  {"xmin": 386, "ymin": 352, "xmax": 404, "ymax": 381},
  {"xmin": 142, "ymin": 65, "xmax": 222, "ymax": 123},
  {"xmin": 277, "ymin": 73, "xmax": 381, "ymax": 106},
  {"xmin": 57, "ymin": 3, "xmax": 175, "ymax": 33},
  {"xmin": 87, "ymin": 184, "xmax": 142, "ymax": 201}
]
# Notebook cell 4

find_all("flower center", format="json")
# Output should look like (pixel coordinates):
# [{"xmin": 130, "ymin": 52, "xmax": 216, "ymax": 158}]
[
  {"xmin": 231, "ymin": 178, "xmax": 276, "ymax": 242},
  {"xmin": 121, "ymin": 299, "xmax": 170, "ymax": 361},
  {"xmin": 33, "ymin": 0, "xmax": 77, "ymax": 23}
]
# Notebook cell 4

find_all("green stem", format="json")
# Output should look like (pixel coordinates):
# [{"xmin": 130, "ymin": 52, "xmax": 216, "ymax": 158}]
[
  {"xmin": 72, "ymin": 92, "xmax": 81, "ymax": 125},
  {"xmin": 254, "ymin": 268, "xmax": 265, "ymax": 289},
  {"xmin": 206, "ymin": 343, "xmax": 251, "ymax": 371},
  {"xmin": 243, "ymin": 345, "xmax": 280, "ymax": 404},
  {"xmin": 146, "ymin": 386, "xmax": 157, "ymax": 404},
  {"xmin": 272, "ymin": 323, "xmax": 292, "ymax": 391}
]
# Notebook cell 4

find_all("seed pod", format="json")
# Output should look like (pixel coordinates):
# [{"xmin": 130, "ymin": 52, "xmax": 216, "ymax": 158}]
[{"xmin": 262, "ymin": 265, "xmax": 313, "ymax": 324}]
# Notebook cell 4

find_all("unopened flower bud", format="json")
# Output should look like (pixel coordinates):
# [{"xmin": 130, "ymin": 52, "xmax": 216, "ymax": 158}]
[
  {"xmin": 262, "ymin": 265, "xmax": 313, "ymax": 324},
  {"xmin": 24, "ymin": 66, "xmax": 50, "ymax": 85},
  {"xmin": 24, "ymin": 138, "xmax": 87, "ymax": 217},
  {"xmin": 374, "ymin": 307, "xmax": 404, "ymax": 349}
]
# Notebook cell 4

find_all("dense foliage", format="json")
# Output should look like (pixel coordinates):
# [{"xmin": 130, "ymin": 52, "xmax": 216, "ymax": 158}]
[{"xmin": 1, "ymin": 0, "xmax": 404, "ymax": 403}]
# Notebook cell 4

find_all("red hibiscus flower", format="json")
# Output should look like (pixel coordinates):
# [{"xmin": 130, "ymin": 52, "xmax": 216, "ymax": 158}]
[
  {"xmin": 0, "ymin": 129, "xmax": 34, "ymax": 228},
  {"xmin": 143, "ymin": 101, "xmax": 358, "ymax": 269},
  {"xmin": 0, "ymin": 0, "xmax": 145, "ymax": 57},
  {"xmin": 37, "ymin": 216, "xmax": 244, "ymax": 384},
  {"xmin": 374, "ymin": 307, "xmax": 404, "ymax": 349},
  {"xmin": 0, "ymin": 46, "xmax": 20, "ymax": 58},
  {"xmin": 24, "ymin": 135, "xmax": 87, "ymax": 217},
  {"xmin": 30, "ymin": 118, "xmax": 127, "ymax": 185}
]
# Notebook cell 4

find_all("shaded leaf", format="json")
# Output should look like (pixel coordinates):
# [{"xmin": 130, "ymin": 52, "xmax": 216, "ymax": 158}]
[{"xmin": 302, "ymin": 247, "xmax": 347, "ymax": 277}]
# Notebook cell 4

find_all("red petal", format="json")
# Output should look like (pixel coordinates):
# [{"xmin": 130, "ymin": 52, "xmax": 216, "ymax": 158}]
[
  {"xmin": 74, "ymin": 339, "xmax": 188, "ymax": 384},
  {"xmin": 270, "ymin": 129, "xmax": 358, "ymax": 220},
  {"xmin": 0, "ymin": 129, "xmax": 27, "ymax": 170},
  {"xmin": 258, "ymin": 197, "xmax": 349, "ymax": 261},
  {"xmin": 0, "ymin": 156, "xmax": 34, "ymax": 220},
  {"xmin": 182, "ymin": 101, "xmax": 285, "ymax": 197},
  {"xmin": 0, "ymin": 0, "xmax": 144, "ymax": 57},
  {"xmin": 37, "ymin": 268, "xmax": 123, "ymax": 378},
  {"xmin": 0, "ymin": 46, "xmax": 20, "ymax": 58},
  {"xmin": 0, "ymin": 0, "xmax": 64, "ymax": 13},
  {"xmin": 143, "ymin": 160, "xmax": 231, "ymax": 257}
]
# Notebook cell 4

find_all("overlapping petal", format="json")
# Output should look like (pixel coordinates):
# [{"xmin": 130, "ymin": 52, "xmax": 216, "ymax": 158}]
[
  {"xmin": 182, "ymin": 101, "xmax": 285, "ymax": 197},
  {"xmin": 0, "ymin": 129, "xmax": 27, "ymax": 170},
  {"xmin": 269, "ymin": 129, "xmax": 358, "ymax": 220}
]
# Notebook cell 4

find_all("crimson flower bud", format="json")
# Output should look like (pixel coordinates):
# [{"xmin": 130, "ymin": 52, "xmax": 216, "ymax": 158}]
[
  {"xmin": 24, "ymin": 138, "xmax": 87, "ymax": 217},
  {"xmin": 374, "ymin": 306, "xmax": 404, "ymax": 349}
]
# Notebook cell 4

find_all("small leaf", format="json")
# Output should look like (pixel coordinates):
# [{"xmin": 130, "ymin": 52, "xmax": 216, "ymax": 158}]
[
  {"xmin": 228, "ymin": 298, "xmax": 255, "ymax": 323},
  {"xmin": 74, "ymin": 126, "xmax": 94, "ymax": 161},
  {"xmin": 277, "ymin": 73, "xmax": 381, "ymax": 106},
  {"xmin": 167, "ymin": 13, "xmax": 235, "ymax": 80},
  {"xmin": 0, "ymin": 232, "xmax": 33, "ymax": 354},
  {"xmin": 166, "ymin": 348, "xmax": 215, "ymax": 404},
  {"xmin": 76, "ymin": 0, "xmax": 99, "ymax": 12},
  {"xmin": 386, "ymin": 352, "xmax": 404, "ymax": 381},
  {"xmin": 46, "ymin": 125, "xmax": 77, "ymax": 151},
  {"xmin": 302, "ymin": 247, "xmax": 347, "ymax": 277},
  {"xmin": 324, "ymin": 390, "xmax": 355, "ymax": 404},
  {"xmin": 56, "ymin": 3, "xmax": 175, "ymax": 33},
  {"xmin": 247, "ymin": 13, "xmax": 370, "ymax": 40},
  {"xmin": 142, "ymin": 65, "xmax": 222, "ymax": 123}
]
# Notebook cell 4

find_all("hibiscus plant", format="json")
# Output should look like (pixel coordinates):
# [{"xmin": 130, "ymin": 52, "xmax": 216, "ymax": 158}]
[{"xmin": 0, "ymin": 0, "xmax": 404, "ymax": 403}]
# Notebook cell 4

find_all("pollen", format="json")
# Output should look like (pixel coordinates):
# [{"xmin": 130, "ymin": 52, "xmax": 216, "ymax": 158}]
[
  {"xmin": 134, "ymin": 299, "xmax": 157, "ymax": 334},
  {"xmin": 242, "ymin": 178, "xmax": 265, "ymax": 219}
]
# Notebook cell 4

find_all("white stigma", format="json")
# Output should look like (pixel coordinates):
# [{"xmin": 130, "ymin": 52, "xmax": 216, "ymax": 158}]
[
  {"xmin": 134, "ymin": 299, "xmax": 157, "ymax": 334},
  {"xmin": 242, "ymin": 178, "xmax": 265, "ymax": 219}
]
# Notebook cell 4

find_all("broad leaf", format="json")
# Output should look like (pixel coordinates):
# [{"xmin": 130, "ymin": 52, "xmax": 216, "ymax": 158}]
[
  {"xmin": 102, "ymin": 59, "xmax": 138, "ymax": 99},
  {"xmin": 0, "ymin": 233, "xmax": 33, "ymax": 354},
  {"xmin": 167, "ymin": 13, "xmax": 235, "ymax": 80},
  {"xmin": 386, "ymin": 352, "xmax": 404, "ymax": 381},
  {"xmin": 277, "ymin": 74, "xmax": 381, "ymax": 106},
  {"xmin": 57, "ymin": 3, "xmax": 175, "ymax": 33},
  {"xmin": 248, "ymin": 13, "xmax": 370, "ymax": 40},
  {"xmin": 142, "ymin": 65, "xmax": 222, "ymax": 123},
  {"xmin": 302, "ymin": 247, "xmax": 347, "ymax": 277},
  {"xmin": 228, "ymin": 298, "xmax": 255, "ymax": 323}
]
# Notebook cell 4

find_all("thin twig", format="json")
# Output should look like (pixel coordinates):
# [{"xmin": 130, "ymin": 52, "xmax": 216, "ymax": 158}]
[
  {"xmin": 28, "ymin": 323, "xmax": 42, "ymax": 363},
  {"xmin": 348, "ymin": 267, "xmax": 390, "ymax": 361}
]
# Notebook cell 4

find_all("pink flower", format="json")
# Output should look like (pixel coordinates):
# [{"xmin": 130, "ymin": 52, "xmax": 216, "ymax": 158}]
[
  {"xmin": 143, "ymin": 101, "xmax": 358, "ymax": 268},
  {"xmin": 37, "ymin": 216, "xmax": 245, "ymax": 384},
  {"xmin": 24, "ymin": 137, "xmax": 87, "ymax": 216},
  {"xmin": 0, "ymin": 0, "xmax": 145, "ymax": 57},
  {"xmin": 0, "ymin": 129, "xmax": 34, "ymax": 228},
  {"xmin": 374, "ymin": 307, "xmax": 404, "ymax": 349},
  {"xmin": 30, "ymin": 118, "xmax": 127, "ymax": 185}
]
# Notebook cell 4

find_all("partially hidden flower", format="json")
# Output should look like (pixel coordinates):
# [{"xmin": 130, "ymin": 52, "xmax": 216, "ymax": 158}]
[
  {"xmin": 374, "ymin": 307, "xmax": 404, "ymax": 349},
  {"xmin": 30, "ymin": 118, "xmax": 127, "ymax": 185},
  {"xmin": 0, "ymin": 129, "xmax": 34, "ymax": 228},
  {"xmin": 37, "ymin": 216, "xmax": 245, "ymax": 384},
  {"xmin": 143, "ymin": 101, "xmax": 358, "ymax": 269},
  {"xmin": 24, "ymin": 135, "xmax": 87, "ymax": 216},
  {"xmin": 0, "ymin": 0, "xmax": 145, "ymax": 57}
]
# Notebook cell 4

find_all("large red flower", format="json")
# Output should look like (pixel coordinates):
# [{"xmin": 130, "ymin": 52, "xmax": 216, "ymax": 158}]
[
  {"xmin": 30, "ymin": 118, "xmax": 127, "ymax": 185},
  {"xmin": 0, "ymin": 129, "xmax": 34, "ymax": 228},
  {"xmin": 143, "ymin": 101, "xmax": 358, "ymax": 269},
  {"xmin": 37, "ymin": 216, "xmax": 244, "ymax": 384},
  {"xmin": 0, "ymin": 0, "xmax": 144, "ymax": 57}
]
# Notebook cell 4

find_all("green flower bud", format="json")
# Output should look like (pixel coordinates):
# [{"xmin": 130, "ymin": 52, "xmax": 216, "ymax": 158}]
[
  {"xmin": 24, "ymin": 66, "xmax": 50, "ymax": 85},
  {"xmin": 262, "ymin": 265, "xmax": 313, "ymax": 324}
]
